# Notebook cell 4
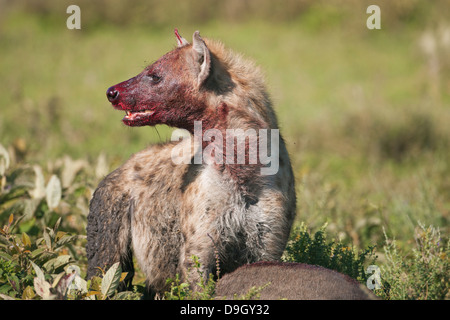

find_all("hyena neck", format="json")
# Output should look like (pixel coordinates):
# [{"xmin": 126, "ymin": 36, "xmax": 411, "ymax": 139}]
[{"xmin": 192, "ymin": 102, "xmax": 271, "ymax": 203}]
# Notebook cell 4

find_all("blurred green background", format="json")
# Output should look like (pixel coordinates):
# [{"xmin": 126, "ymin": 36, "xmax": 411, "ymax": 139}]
[{"xmin": 0, "ymin": 0, "xmax": 449, "ymax": 250}]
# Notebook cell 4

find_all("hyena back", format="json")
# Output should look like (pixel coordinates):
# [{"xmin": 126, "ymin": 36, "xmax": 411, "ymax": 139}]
[{"xmin": 86, "ymin": 30, "xmax": 296, "ymax": 298}]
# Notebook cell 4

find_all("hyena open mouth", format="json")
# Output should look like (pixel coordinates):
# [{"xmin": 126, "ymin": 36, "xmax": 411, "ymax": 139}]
[
  {"xmin": 106, "ymin": 87, "xmax": 159, "ymax": 127},
  {"xmin": 122, "ymin": 110, "xmax": 155, "ymax": 125}
]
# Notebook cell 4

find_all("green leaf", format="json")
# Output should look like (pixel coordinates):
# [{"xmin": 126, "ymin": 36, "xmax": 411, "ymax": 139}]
[
  {"xmin": 73, "ymin": 275, "xmax": 88, "ymax": 292},
  {"xmin": 31, "ymin": 247, "xmax": 45, "ymax": 259},
  {"xmin": 23, "ymin": 198, "xmax": 40, "ymax": 220},
  {"xmin": 17, "ymin": 217, "xmax": 36, "ymax": 234},
  {"xmin": 51, "ymin": 272, "xmax": 66, "ymax": 288},
  {"xmin": 43, "ymin": 255, "xmax": 71, "ymax": 273},
  {"xmin": 95, "ymin": 153, "xmax": 109, "ymax": 179},
  {"xmin": 0, "ymin": 144, "xmax": 10, "ymax": 176},
  {"xmin": 101, "ymin": 262, "xmax": 122, "ymax": 298},
  {"xmin": 61, "ymin": 156, "xmax": 87, "ymax": 188},
  {"xmin": 119, "ymin": 272, "xmax": 128, "ymax": 282},
  {"xmin": 21, "ymin": 232, "xmax": 32, "ymax": 248},
  {"xmin": 0, "ymin": 252, "xmax": 12, "ymax": 261},
  {"xmin": 45, "ymin": 175, "xmax": 61, "ymax": 210},
  {"xmin": 66, "ymin": 265, "xmax": 87, "ymax": 293},
  {"xmin": 30, "ymin": 261, "xmax": 45, "ymax": 281},
  {"xmin": 0, "ymin": 293, "xmax": 16, "ymax": 300},
  {"xmin": 55, "ymin": 231, "xmax": 66, "ymax": 241},
  {"xmin": 89, "ymin": 276, "xmax": 102, "ymax": 292},
  {"xmin": 33, "ymin": 277, "xmax": 51, "ymax": 299},
  {"xmin": 56, "ymin": 234, "xmax": 77, "ymax": 246},
  {"xmin": 30, "ymin": 165, "xmax": 45, "ymax": 199},
  {"xmin": 22, "ymin": 286, "xmax": 36, "ymax": 300},
  {"xmin": 53, "ymin": 217, "xmax": 62, "ymax": 232},
  {"xmin": 46, "ymin": 227, "xmax": 55, "ymax": 239},
  {"xmin": 43, "ymin": 229, "xmax": 52, "ymax": 249}
]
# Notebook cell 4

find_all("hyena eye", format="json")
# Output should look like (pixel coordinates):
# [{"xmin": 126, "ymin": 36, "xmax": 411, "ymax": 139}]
[{"xmin": 148, "ymin": 74, "xmax": 162, "ymax": 83}]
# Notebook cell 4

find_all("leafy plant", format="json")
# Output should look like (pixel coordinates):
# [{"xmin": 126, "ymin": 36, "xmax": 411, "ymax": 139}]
[
  {"xmin": 1, "ymin": 140, "xmax": 448, "ymax": 300},
  {"xmin": 0, "ymin": 214, "xmax": 139, "ymax": 300},
  {"xmin": 282, "ymin": 223, "xmax": 377, "ymax": 284},
  {"xmin": 164, "ymin": 255, "xmax": 217, "ymax": 300},
  {"xmin": 164, "ymin": 273, "xmax": 192, "ymax": 300},
  {"xmin": 0, "ymin": 214, "xmax": 79, "ymax": 299},
  {"xmin": 75, "ymin": 262, "xmax": 140, "ymax": 300}
]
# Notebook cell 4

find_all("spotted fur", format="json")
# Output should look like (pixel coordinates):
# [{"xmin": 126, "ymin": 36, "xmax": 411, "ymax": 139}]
[{"xmin": 86, "ymin": 31, "xmax": 296, "ymax": 298}]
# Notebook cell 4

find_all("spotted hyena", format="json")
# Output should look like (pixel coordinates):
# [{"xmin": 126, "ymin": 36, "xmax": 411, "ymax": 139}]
[{"xmin": 86, "ymin": 30, "xmax": 296, "ymax": 298}]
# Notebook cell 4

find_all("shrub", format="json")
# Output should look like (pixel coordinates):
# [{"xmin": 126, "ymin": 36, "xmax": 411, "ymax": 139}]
[
  {"xmin": 164, "ymin": 255, "xmax": 217, "ymax": 300},
  {"xmin": 282, "ymin": 223, "xmax": 377, "ymax": 284},
  {"xmin": 379, "ymin": 224, "xmax": 449, "ymax": 300},
  {"xmin": 1, "ymin": 142, "xmax": 447, "ymax": 300},
  {"xmin": 0, "ymin": 215, "xmax": 78, "ymax": 299},
  {"xmin": 0, "ymin": 214, "xmax": 139, "ymax": 300}
]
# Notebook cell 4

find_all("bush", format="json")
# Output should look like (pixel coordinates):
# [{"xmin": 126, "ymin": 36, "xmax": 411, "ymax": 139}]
[
  {"xmin": 0, "ymin": 143, "xmax": 141, "ymax": 300},
  {"xmin": 164, "ymin": 255, "xmax": 217, "ymax": 300},
  {"xmin": 379, "ymin": 224, "xmax": 449, "ymax": 300},
  {"xmin": 1, "ymin": 142, "xmax": 448, "ymax": 300},
  {"xmin": 0, "ymin": 214, "xmax": 78, "ymax": 299},
  {"xmin": 282, "ymin": 223, "xmax": 377, "ymax": 284},
  {"xmin": 0, "ymin": 214, "xmax": 140, "ymax": 300}
]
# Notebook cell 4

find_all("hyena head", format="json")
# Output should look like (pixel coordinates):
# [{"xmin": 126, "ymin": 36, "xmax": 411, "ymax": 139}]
[{"xmin": 106, "ymin": 30, "xmax": 231, "ymax": 133}]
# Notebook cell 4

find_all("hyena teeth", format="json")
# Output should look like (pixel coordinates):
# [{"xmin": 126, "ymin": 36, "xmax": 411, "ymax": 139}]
[{"xmin": 124, "ymin": 110, "xmax": 154, "ymax": 119}]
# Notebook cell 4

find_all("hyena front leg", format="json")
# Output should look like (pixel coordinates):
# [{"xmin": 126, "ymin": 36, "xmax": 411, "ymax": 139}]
[
  {"xmin": 86, "ymin": 171, "xmax": 135, "ymax": 290},
  {"xmin": 179, "ymin": 231, "xmax": 220, "ymax": 293}
]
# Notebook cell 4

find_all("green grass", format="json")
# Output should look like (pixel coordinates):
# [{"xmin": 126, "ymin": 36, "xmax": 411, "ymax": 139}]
[{"xmin": 0, "ymin": 3, "xmax": 449, "ymax": 300}]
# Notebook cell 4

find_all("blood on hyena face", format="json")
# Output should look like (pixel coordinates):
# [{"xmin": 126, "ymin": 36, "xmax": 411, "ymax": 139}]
[{"xmin": 106, "ymin": 31, "xmax": 213, "ymax": 131}]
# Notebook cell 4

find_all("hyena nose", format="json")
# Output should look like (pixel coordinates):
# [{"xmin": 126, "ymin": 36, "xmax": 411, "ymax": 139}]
[{"xmin": 106, "ymin": 87, "xmax": 119, "ymax": 102}]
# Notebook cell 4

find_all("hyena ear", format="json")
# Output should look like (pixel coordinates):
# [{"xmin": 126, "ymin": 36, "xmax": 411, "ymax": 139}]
[
  {"xmin": 192, "ymin": 31, "xmax": 211, "ymax": 87},
  {"xmin": 174, "ymin": 29, "xmax": 189, "ymax": 47}
]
